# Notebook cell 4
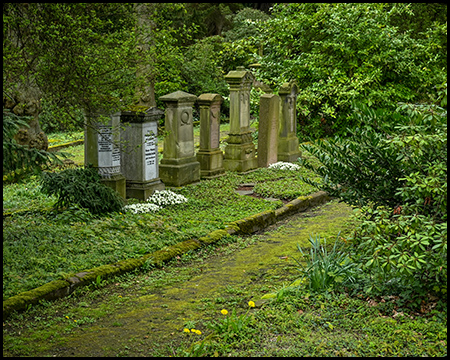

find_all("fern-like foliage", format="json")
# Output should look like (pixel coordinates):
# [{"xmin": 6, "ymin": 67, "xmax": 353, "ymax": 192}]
[{"xmin": 40, "ymin": 166, "xmax": 124, "ymax": 214}]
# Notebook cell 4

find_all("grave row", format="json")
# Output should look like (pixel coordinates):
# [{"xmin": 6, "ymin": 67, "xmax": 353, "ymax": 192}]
[{"xmin": 84, "ymin": 67, "xmax": 301, "ymax": 200}]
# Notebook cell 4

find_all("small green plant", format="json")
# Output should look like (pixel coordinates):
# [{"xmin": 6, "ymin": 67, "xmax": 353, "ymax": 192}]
[
  {"xmin": 40, "ymin": 165, "xmax": 124, "ymax": 214},
  {"xmin": 94, "ymin": 275, "xmax": 106, "ymax": 289},
  {"xmin": 208, "ymin": 301, "xmax": 256, "ymax": 341},
  {"xmin": 180, "ymin": 331, "xmax": 214, "ymax": 357},
  {"xmin": 293, "ymin": 233, "xmax": 360, "ymax": 293}
]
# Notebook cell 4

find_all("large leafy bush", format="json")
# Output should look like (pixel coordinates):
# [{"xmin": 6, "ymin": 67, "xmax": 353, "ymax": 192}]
[
  {"xmin": 300, "ymin": 95, "xmax": 447, "ymax": 296},
  {"xmin": 256, "ymin": 3, "xmax": 447, "ymax": 140}
]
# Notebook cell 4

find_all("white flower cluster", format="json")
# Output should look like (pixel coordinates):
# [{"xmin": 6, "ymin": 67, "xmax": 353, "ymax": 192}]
[
  {"xmin": 268, "ymin": 161, "xmax": 301, "ymax": 171},
  {"xmin": 123, "ymin": 190, "xmax": 188, "ymax": 214},
  {"xmin": 146, "ymin": 190, "xmax": 188, "ymax": 207},
  {"xmin": 123, "ymin": 202, "xmax": 161, "ymax": 214}
]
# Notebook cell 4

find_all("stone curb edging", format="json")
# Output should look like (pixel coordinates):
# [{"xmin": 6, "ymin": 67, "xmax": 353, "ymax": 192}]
[
  {"xmin": 3, "ymin": 191, "xmax": 330, "ymax": 318},
  {"xmin": 47, "ymin": 140, "xmax": 84, "ymax": 152}
]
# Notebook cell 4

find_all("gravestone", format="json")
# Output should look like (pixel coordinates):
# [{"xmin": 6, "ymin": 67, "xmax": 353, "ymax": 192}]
[
  {"xmin": 278, "ymin": 81, "xmax": 301, "ymax": 162},
  {"xmin": 84, "ymin": 112, "xmax": 126, "ymax": 198},
  {"xmin": 159, "ymin": 91, "xmax": 200, "ymax": 187},
  {"xmin": 258, "ymin": 93, "xmax": 280, "ymax": 168},
  {"xmin": 223, "ymin": 66, "xmax": 257, "ymax": 172},
  {"xmin": 196, "ymin": 93, "xmax": 224, "ymax": 178},
  {"xmin": 120, "ymin": 107, "xmax": 165, "ymax": 200}
]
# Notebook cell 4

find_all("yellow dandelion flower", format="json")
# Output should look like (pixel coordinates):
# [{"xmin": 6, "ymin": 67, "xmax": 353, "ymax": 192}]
[
  {"xmin": 248, "ymin": 300, "xmax": 255, "ymax": 308},
  {"xmin": 183, "ymin": 328, "xmax": 190, "ymax": 333},
  {"xmin": 195, "ymin": 329, "xmax": 202, "ymax": 335},
  {"xmin": 221, "ymin": 309, "xmax": 228, "ymax": 315},
  {"xmin": 65, "ymin": 316, "xmax": 69, "ymax": 319}
]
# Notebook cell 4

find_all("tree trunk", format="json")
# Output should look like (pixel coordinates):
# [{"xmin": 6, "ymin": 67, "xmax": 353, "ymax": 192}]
[
  {"xmin": 134, "ymin": 3, "xmax": 157, "ymax": 109},
  {"xmin": 3, "ymin": 82, "xmax": 48, "ymax": 151}
]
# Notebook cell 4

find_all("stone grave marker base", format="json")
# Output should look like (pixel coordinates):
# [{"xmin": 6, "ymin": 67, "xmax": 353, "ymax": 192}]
[
  {"xmin": 125, "ymin": 179, "xmax": 165, "ymax": 201},
  {"xmin": 100, "ymin": 174, "xmax": 126, "ymax": 199},
  {"xmin": 159, "ymin": 156, "xmax": 200, "ymax": 187},
  {"xmin": 196, "ymin": 149, "xmax": 224, "ymax": 179},
  {"xmin": 277, "ymin": 135, "xmax": 301, "ymax": 163},
  {"xmin": 223, "ymin": 142, "xmax": 257, "ymax": 173}
]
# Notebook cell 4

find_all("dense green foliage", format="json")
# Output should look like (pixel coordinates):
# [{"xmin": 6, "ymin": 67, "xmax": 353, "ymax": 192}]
[
  {"xmin": 256, "ymin": 3, "xmax": 447, "ymax": 140},
  {"xmin": 4, "ymin": 3, "xmax": 446, "ymax": 137},
  {"xmin": 299, "ymin": 97, "xmax": 447, "ymax": 297},
  {"xmin": 40, "ymin": 166, "xmax": 125, "ymax": 214},
  {"xmin": 3, "ymin": 3, "xmax": 138, "ymax": 115}
]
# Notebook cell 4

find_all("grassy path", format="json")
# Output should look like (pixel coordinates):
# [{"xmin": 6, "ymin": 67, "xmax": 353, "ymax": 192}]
[{"xmin": 4, "ymin": 200, "xmax": 356, "ymax": 356}]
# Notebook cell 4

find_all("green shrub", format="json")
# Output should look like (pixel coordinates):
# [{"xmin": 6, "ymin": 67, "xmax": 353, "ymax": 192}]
[
  {"xmin": 350, "ymin": 206, "xmax": 447, "ymax": 297},
  {"xmin": 299, "ymin": 105, "xmax": 408, "ymax": 209},
  {"xmin": 299, "ymin": 98, "xmax": 447, "ymax": 296},
  {"xmin": 256, "ymin": 3, "xmax": 447, "ymax": 140},
  {"xmin": 300, "ymin": 101, "xmax": 447, "ymax": 213},
  {"xmin": 40, "ymin": 166, "xmax": 124, "ymax": 214}
]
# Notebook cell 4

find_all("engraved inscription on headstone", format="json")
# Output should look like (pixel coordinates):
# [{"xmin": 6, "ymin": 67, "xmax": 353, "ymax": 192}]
[
  {"xmin": 119, "ymin": 108, "xmax": 165, "ymax": 200},
  {"xmin": 98, "ymin": 125, "xmax": 120, "ymax": 176},
  {"xmin": 143, "ymin": 122, "xmax": 158, "ymax": 181}
]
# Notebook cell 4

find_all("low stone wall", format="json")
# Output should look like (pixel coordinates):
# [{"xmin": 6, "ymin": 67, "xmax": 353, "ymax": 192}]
[{"xmin": 3, "ymin": 191, "xmax": 330, "ymax": 318}]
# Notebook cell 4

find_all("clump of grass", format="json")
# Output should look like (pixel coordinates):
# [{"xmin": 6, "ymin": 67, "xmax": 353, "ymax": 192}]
[{"xmin": 293, "ymin": 233, "xmax": 360, "ymax": 293}]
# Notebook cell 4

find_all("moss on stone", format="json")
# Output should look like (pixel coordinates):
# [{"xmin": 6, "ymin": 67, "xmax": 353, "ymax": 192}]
[
  {"xmin": 198, "ymin": 229, "xmax": 229, "ymax": 245},
  {"xmin": 116, "ymin": 257, "xmax": 146, "ymax": 272},
  {"xmin": 125, "ymin": 105, "xmax": 149, "ymax": 113},
  {"xmin": 3, "ymin": 280, "xmax": 70, "ymax": 317},
  {"xmin": 231, "ymin": 210, "xmax": 277, "ymax": 234},
  {"xmin": 148, "ymin": 239, "xmax": 202, "ymax": 267}
]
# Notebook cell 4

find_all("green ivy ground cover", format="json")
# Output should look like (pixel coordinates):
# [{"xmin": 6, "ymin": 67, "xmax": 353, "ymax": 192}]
[{"xmin": 2, "ymin": 164, "xmax": 320, "ymax": 300}]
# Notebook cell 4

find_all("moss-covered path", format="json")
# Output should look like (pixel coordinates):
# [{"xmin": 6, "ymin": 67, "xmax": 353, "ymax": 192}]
[{"xmin": 3, "ymin": 200, "xmax": 354, "ymax": 357}]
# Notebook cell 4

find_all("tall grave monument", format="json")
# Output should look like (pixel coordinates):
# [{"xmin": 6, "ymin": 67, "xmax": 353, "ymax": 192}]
[
  {"xmin": 84, "ymin": 112, "xmax": 126, "ymax": 198},
  {"xmin": 223, "ymin": 66, "xmax": 257, "ymax": 172},
  {"xmin": 120, "ymin": 107, "xmax": 165, "ymax": 200},
  {"xmin": 196, "ymin": 93, "xmax": 224, "ymax": 178},
  {"xmin": 258, "ymin": 93, "xmax": 280, "ymax": 167},
  {"xmin": 278, "ymin": 81, "xmax": 301, "ymax": 162},
  {"xmin": 159, "ymin": 91, "xmax": 200, "ymax": 187}
]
